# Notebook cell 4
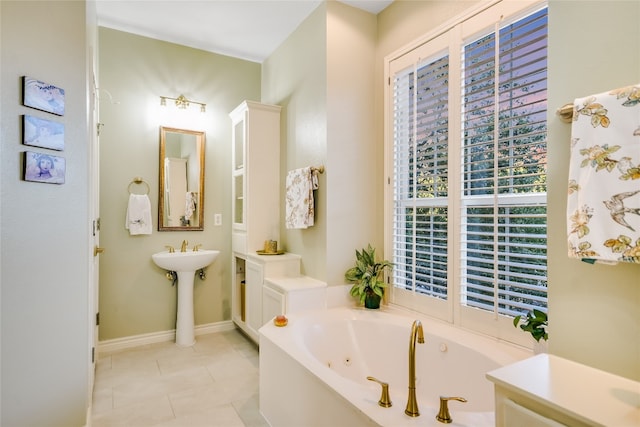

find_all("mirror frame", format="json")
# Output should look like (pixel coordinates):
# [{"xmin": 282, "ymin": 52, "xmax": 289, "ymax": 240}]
[{"xmin": 158, "ymin": 126, "xmax": 205, "ymax": 231}]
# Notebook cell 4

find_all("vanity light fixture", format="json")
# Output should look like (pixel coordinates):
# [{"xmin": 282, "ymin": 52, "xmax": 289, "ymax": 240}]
[{"xmin": 160, "ymin": 94, "xmax": 206, "ymax": 112}]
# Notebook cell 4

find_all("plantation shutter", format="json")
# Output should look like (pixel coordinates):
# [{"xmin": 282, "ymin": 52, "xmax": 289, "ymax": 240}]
[
  {"xmin": 460, "ymin": 7, "xmax": 548, "ymax": 317},
  {"xmin": 392, "ymin": 49, "xmax": 450, "ymax": 300}
]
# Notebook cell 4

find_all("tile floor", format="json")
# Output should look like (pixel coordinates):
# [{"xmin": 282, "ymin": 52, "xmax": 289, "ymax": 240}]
[{"xmin": 91, "ymin": 329, "xmax": 269, "ymax": 427}]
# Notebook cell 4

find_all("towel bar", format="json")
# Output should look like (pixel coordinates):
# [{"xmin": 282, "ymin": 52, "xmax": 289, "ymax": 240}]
[
  {"xmin": 311, "ymin": 166, "xmax": 325, "ymax": 174},
  {"xmin": 556, "ymin": 103, "xmax": 574, "ymax": 123}
]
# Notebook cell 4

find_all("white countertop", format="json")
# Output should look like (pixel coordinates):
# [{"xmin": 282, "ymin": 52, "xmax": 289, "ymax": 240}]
[
  {"xmin": 246, "ymin": 252, "xmax": 301, "ymax": 262},
  {"xmin": 263, "ymin": 275, "xmax": 327, "ymax": 292},
  {"xmin": 486, "ymin": 354, "xmax": 640, "ymax": 427}
]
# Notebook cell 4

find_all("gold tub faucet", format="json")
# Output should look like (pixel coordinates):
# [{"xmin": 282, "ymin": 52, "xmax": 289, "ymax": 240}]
[
  {"xmin": 180, "ymin": 240, "xmax": 188, "ymax": 252},
  {"xmin": 405, "ymin": 320, "xmax": 424, "ymax": 417},
  {"xmin": 366, "ymin": 376, "xmax": 392, "ymax": 408},
  {"xmin": 436, "ymin": 396, "xmax": 467, "ymax": 424}
]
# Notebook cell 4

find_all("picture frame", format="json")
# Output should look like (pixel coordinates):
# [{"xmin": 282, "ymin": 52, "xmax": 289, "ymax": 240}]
[
  {"xmin": 23, "ymin": 115, "xmax": 64, "ymax": 151},
  {"xmin": 24, "ymin": 151, "xmax": 66, "ymax": 184},
  {"xmin": 22, "ymin": 76, "xmax": 65, "ymax": 116}
]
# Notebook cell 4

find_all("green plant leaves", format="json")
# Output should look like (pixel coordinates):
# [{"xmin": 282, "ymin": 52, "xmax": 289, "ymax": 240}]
[
  {"xmin": 345, "ymin": 244, "xmax": 393, "ymax": 304},
  {"xmin": 513, "ymin": 309, "xmax": 548, "ymax": 342}
]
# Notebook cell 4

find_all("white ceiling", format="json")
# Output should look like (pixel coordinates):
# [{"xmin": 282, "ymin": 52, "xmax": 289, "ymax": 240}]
[{"xmin": 95, "ymin": 1, "xmax": 393, "ymax": 63}]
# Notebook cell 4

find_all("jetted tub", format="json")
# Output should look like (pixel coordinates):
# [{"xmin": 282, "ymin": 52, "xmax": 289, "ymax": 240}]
[{"xmin": 259, "ymin": 306, "xmax": 532, "ymax": 427}]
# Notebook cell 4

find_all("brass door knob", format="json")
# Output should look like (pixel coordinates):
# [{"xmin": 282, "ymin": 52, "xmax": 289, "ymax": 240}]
[
  {"xmin": 94, "ymin": 246, "xmax": 105, "ymax": 257},
  {"xmin": 367, "ymin": 376, "xmax": 392, "ymax": 407}
]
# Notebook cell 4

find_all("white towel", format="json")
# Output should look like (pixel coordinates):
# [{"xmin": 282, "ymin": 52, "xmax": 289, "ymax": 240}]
[
  {"xmin": 567, "ymin": 84, "xmax": 640, "ymax": 264},
  {"xmin": 125, "ymin": 194, "xmax": 153, "ymax": 235},
  {"xmin": 285, "ymin": 167, "xmax": 319, "ymax": 229}
]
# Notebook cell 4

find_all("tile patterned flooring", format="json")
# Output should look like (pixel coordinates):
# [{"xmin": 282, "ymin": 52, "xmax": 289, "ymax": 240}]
[{"xmin": 91, "ymin": 329, "xmax": 269, "ymax": 427}]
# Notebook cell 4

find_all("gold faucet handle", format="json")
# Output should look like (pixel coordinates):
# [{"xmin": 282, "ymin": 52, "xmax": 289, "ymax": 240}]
[
  {"xmin": 165, "ymin": 245, "xmax": 175, "ymax": 253},
  {"xmin": 436, "ymin": 396, "xmax": 467, "ymax": 424},
  {"xmin": 192, "ymin": 244, "xmax": 202, "ymax": 252},
  {"xmin": 366, "ymin": 376, "xmax": 392, "ymax": 408}
]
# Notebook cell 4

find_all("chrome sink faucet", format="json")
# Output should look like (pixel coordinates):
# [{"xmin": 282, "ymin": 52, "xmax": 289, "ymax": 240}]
[
  {"xmin": 405, "ymin": 320, "xmax": 424, "ymax": 417},
  {"xmin": 180, "ymin": 240, "xmax": 188, "ymax": 252}
]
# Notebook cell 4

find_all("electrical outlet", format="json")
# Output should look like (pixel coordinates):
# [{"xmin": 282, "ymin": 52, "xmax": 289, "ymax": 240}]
[{"xmin": 214, "ymin": 213, "xmax": 222, "ymax": 225}]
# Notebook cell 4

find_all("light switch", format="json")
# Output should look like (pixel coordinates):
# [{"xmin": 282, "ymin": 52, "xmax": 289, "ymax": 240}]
[{"xmin": 214, "ymin": 213, "xmax": 222, "ymax": 226}]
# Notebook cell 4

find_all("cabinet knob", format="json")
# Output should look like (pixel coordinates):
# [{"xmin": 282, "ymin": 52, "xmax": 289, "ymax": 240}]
[{"xmin": 94, "ymin": 246, "xmax": 105, "ymax": 257}]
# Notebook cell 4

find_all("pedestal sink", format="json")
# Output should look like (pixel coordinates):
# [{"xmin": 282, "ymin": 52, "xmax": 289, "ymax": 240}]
[{"xmin": 152, "ymin": 249, "xmax": 220, "ymax": 346}]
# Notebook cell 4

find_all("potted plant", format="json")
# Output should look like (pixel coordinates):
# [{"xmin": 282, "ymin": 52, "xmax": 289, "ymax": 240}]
[
  {"xmin": 513, "ymin": 308, "xmax": 548, "ymax": 342},
  {"xmin": 345, "ymin": 244, "xmax": 393, "ymax": 309}
]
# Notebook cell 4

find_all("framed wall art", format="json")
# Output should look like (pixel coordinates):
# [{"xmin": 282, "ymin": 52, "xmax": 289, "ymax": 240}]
[
  {"xmin": 23, "ymin": 115, "xmax": 64, "ymax": 151},
  {"xmin": 24, "ymin": 151, "xmax": 66, "ymax": 184},
  {"xmin": 22, "ymin": 76, "xmax": 65, "ymax": 116}
]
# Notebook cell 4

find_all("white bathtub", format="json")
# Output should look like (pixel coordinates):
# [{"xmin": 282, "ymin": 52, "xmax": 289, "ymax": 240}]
[{"xmin": 259, "ymin": 306, "xmax": 532, "ymax": 427}]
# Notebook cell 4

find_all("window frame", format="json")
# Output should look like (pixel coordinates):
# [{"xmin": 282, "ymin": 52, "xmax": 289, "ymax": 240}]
[{"xmin": 384, "ymin": 0, "xmax": 548, "ymax": 347}]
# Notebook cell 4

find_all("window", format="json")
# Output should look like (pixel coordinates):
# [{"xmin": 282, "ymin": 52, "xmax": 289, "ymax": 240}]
[{"xmin": 387, "ymin": 1, "xmax": 547, "ymax": 345}]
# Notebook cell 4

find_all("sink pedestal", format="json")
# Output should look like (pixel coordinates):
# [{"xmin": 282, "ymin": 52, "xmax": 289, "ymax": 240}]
[
  {"xmin": 151, "ymin": 249, "xmax": 220, "ymax": 347},
  {"xmin": 175, "ymin": 271, "xmax": 196, "ymax": 346}
]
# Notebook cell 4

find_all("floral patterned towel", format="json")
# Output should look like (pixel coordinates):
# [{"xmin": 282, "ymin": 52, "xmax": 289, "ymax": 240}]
[
  {"xmin": 567, "ymin": 84, "xmax": 640, "ymax": 264},
  {"xmin": 285, "ymin": 167, "xmax": 318, "ymax": 229}
]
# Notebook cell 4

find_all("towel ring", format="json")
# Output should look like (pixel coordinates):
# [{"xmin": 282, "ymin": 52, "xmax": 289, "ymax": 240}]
[{"xmin": 128, "ymin": 177, "xmax": 150, "ymax": 195}]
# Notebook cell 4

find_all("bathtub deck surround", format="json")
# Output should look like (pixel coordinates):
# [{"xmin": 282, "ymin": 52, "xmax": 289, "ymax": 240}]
[{"xmin": 259, "ymin": 306, "xmax": 531, "ymax": 426}]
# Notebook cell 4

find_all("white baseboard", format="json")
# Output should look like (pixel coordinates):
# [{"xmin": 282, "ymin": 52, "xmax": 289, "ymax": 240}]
[{"xmin": 97, "ymin": 320, "xmax": 236, "ymax": 354}]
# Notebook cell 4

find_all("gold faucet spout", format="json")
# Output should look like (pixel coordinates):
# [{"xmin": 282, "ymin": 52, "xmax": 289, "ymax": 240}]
[
  {"xmin": 405, "ymin": 320, "xmax": 424, "ymax": 417},
  {"xmin": 180, "ymin": 240, "xmax": 188, "ymax": 252}
]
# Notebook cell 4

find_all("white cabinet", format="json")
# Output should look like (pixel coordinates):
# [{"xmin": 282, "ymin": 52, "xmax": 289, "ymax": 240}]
[
  {"xmin": 262, "ymin": 276, "xmax": 327, "ymax": 325},
  {"xmin": 487, "ymin": 354, "xmax": 640, "ymax": 427},
  {"xmin": 232, "ymin": 253, "xmax": 301, "ymax": 343},
  {"xmin": 229, "ymin": 100, "xmax": 285, "ymax": 344},
  {"xmin": 229, "ymin": 100, "xmax": 281, "ymax": 255}
]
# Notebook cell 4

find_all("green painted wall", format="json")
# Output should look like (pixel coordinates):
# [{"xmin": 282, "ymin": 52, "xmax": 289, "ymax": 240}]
[{"xmin": 98, "ymin": 28, "xmax": 261, "ymax": 340}]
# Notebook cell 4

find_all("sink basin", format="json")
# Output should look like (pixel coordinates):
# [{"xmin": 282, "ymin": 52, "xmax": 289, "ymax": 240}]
[{"xmin": 152, "ymin": 249, "xmax": 220, "ymax": 272}]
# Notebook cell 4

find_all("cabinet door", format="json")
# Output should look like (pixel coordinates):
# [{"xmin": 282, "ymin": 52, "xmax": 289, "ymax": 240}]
[
  {"xmin": 232, "ymin": 118, "xmax": 246, "ymax": 230},
  {"xmin": 245, "ymin": 261, "xmax": 263, "ymax": 336},
  {"xmin": 263, "ymin": 285, "xmax": 285, "ymax": 325},
  {"xmin": 501, "ymin": 399, "xmax": 566, "ymax": 427}
]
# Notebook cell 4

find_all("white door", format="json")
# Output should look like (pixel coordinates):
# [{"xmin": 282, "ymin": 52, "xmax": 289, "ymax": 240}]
[
  {"xmin": 245, "ymin": 261, "xmax": 263, "ymax": 340},
  {"xmin": 88, "ymin": 64, "xmax": 102, "ymax": 403}
]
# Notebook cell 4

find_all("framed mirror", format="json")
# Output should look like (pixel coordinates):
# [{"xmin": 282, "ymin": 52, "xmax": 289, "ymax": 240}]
[{"xmin": 158, "ymin": 126, "xmax": 205, "ymax": 231}]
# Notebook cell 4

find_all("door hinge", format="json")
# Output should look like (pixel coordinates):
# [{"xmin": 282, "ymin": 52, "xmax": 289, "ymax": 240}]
[
  {"xmin": 93, "ymin": 218, "xmax": 101, "ymax": 237},
  {"xmin": 92, "ymin": 347, "xmax": 95, "ymax": 363},
  {"xmin": 96, "ymin": 312, "xmax": 100, "ymax": 326}
]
